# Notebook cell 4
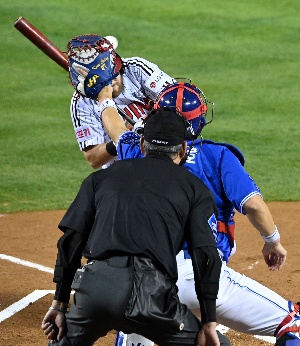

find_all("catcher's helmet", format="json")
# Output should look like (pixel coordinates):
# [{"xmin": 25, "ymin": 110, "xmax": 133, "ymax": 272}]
[{"xmin": 154, "ymin": 82, "xmax": 213, "ymax": 139}]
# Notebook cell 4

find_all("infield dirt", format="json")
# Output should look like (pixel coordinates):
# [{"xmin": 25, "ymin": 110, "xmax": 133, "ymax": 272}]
[{"xmin": 1, "ymin": 202, "xmax": 299, "ymax": 346}]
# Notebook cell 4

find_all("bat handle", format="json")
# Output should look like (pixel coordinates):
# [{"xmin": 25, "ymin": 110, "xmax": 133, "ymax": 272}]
[{"xmin": 117, "ymin": 106, "xmax": 136, "ymax": 126}]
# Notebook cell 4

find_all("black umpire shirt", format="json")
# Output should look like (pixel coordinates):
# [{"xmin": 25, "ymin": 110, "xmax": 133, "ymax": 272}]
[{"xmin": 54, "ymin": 154, "xmax": 221, "ymax": 321}]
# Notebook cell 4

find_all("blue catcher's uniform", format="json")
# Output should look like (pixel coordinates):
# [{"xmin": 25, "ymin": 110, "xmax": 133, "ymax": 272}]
[
  {"xmin": 117, "ymin": 132, "xmax": 262, "ymax": 262},
  {"xmin": 183, "ymin": 139, "xmax": 261, "ymax": 262}
]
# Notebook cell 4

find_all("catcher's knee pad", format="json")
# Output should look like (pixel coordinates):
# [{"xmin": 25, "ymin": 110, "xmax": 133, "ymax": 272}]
[{"xmin": 275, "ymin": 302, "xmax": 300, "ymax": 340}]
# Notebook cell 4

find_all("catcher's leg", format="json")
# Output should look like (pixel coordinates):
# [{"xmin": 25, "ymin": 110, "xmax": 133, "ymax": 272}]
[
  {"xmin": 176, "ymin": 253, "xmax": 300, "ymax": 338},
  {"xmin": 217, "ymin": 267, "xmax": 300, "ymax": 339}
]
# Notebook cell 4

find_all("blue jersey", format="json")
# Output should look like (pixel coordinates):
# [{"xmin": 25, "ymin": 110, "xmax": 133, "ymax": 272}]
[{"xmin": 117, "ymin": 132, "xmax": 262, "ymax": 262}]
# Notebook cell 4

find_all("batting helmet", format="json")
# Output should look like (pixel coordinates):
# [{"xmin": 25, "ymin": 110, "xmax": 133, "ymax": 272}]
[{"xmin": 154, "ymin": 82, "xmax": 214, "ymax": 139}]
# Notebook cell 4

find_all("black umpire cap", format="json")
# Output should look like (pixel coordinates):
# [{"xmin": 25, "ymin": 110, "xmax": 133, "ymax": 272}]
[{"xmin": 143, "ymin": 108, "xmax": 189, "ymax": 146}]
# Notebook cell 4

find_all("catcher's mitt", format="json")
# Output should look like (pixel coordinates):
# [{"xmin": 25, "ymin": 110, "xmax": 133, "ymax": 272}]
[{"xmin": 67, "ymin": 34, "xmax": 121, "ymax": 99}]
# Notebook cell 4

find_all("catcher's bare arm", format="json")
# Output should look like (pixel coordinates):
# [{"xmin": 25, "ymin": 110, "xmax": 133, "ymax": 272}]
[{"xmin": 243, "ymin": 195, "xmax": 287, "ymax": 270}]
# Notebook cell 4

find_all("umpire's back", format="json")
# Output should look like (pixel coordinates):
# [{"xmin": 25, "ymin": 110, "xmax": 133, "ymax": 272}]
[{"xmin": 83, "ymin": 108, "xmax": 218, "ymax": 280}]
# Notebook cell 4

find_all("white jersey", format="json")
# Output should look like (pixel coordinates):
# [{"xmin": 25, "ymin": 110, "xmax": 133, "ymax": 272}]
[{"xmin": 70, "ymin": 57, "xmax": 176, "ymax": 168}]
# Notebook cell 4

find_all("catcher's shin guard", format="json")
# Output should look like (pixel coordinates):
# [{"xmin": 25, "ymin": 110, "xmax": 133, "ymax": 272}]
[{"xmin": 274, "ymin": 302, "xmax": 300, "ymax": 340}]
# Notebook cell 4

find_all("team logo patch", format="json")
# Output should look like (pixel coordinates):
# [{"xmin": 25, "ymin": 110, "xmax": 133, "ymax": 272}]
[
  {"xmin": 87, "ymin": 74, "xmax": 99, "ymax": 87},
  {"xmin": 76, "ymin": 125, "xmax": 93, "ymax": 142},
  {"xmin": 208, "ymin": 213, "xmax": 218, "ymax": 242}
]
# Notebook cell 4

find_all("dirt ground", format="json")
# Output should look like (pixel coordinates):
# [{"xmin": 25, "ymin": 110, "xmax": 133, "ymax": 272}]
[{"xmin": 0, "ymin": 202, "xmax": 299, "ymax": 346}]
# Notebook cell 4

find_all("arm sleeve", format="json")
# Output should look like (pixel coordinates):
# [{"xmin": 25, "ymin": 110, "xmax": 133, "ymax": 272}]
[
  {"xmin": 186, "ymin": 187, "xmax": 218, "ymax": 247},
  {"xmin": 190, "ymin": 246, "xmax": 222, "ymax": 323},
  {"xmin": 53, "ymin": 228, "xmax": 88, "ymax": 302},
  {"xmin": 54, "ymin": 174, "xmax": 96, "ymax": 302},
  {"xmin": 126, "ymin": 57, "xmax": 176, "ymax": 100},
  {"xmin": 70, "ymin": 93, "xmax": 111, "ymax": 150},
  {"xmin": 143, "ymin": 67, "xmax": 176, "ymax": 100}
]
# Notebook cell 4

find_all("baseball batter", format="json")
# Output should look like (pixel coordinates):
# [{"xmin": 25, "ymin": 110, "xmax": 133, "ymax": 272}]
[
  {"xmin": 97, "ymin": 83, "xmax": 300, "ymax": 346},
  {"xmin": 70, "ymin": 54, "xmax": 175, "ymax": 169}
]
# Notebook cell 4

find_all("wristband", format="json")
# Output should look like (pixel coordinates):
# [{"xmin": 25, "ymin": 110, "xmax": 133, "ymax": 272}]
[
  {"xmin": 261, "ymin": 226, "xmax": 280, "ymax": 243},
  {"xmin": 106, "ymin": 141, "xmax": 117, "ymax": 156},
  {"xmin": 49, "ymin": 306, "xmax": 67, "ymax": 313},
  {"xmin": 99, "ymin": 98, "xmax": 117, "ymax": 114}
]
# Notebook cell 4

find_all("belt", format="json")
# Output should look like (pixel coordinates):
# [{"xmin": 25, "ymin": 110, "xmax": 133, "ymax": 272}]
[{"xmin": 91, "ymin": 256, "xmax": 132, "ymax": 268}]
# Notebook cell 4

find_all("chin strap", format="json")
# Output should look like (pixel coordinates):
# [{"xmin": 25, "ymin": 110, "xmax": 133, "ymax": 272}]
[{"xmin": 274, "ymin": 302, "xmax": 300, "ymax": 339}]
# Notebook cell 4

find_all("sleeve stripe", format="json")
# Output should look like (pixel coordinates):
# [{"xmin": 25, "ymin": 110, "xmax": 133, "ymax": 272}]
[
  {"xmin": 70, "ymin": 93, "xmax": 93, "ymax": 150},
  {"xmin": 124, "ymin": 58, "xmax": 155, "ymax": 76},
  {"xmin": 239, "ymin": 191, "xmax": 263, "ymax": 213},
  {"xmin": 70, "ymin": 93, "xmax": 81, "ymax": 128}
]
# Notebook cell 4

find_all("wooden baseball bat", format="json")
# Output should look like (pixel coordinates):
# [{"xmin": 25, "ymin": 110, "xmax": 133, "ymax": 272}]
[{"xmin": 14, "ymin": 16, "xmax": 68, "ymax": 71}]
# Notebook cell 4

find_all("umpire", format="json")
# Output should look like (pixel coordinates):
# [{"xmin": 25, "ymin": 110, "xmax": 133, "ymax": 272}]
[{"xmin": 41, "ymin": 108, "xmax": 223, "ymax": 346}]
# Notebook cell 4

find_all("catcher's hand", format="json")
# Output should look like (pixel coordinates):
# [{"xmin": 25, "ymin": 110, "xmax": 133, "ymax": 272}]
[
  {"xmin": 67, "ymin": 34, "xmax": 120, "ymax": 99},
  {"xmin": 262, "ymin": 241, "xmax": 287, "ymax": 271},
  {"xmin": 133, "ymin": 118, "xmax": 145, "ymax": 135}
]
